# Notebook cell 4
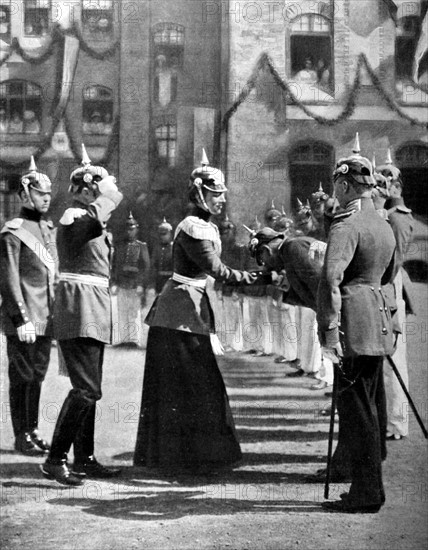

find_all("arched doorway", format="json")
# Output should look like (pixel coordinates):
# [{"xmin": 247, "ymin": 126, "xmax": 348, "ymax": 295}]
[
  {"xmin": 289, "ymin": 141, "xmax": 335, "ymax": 209},
  {"xmin": 396, "ymin": 142, "xmax": 428, "ymax": 219}
]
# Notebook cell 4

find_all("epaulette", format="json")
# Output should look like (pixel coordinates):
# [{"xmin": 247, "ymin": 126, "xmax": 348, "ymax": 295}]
[
  {"xmin": 388, "ymin": 205, "xmax": 412, "ymax": 215},
  {"xmin": 1, "ymin": 218, "xmax": 24, "ymax": 232},
  {"xmin": 175, "ymin": 216, "xmax": 219, "ymax": 242},
  {"xmin": 333, "ymin": 209, "xmax": 356, "ymax": 221},
  {"xmin": 59, "ymin": 208, "xmax": 88, "ymax": 226}
]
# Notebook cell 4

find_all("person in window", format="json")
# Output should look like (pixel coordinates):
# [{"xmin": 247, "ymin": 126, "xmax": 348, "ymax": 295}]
[
  {"xmin": 23, "ymin": 110, "xmax": 41, "ymax": 134},
  {"xmin": 0, "ymin": 108, "xmax": 8, "ymax": 133},
  {"xmin": 316, "ymin": 58, "xmax": 331, "ymax": 92},
  {"xmin": 294, "ymin": 56, "xmax": 317, "ymax": 84},
  {"xmin": 103, "ymin": 112, "xmax": 113, "ymax": 135},
  {"xmin": 9, "ymin": 112, "xmax": 23, "ymax": 134},
  {"xmin": 87, "ymin": 112, "xmax": 104, "ymax": 135},
  {"xmin": 154, "ymin": 54, "xmax": 177, "ymax": 107},
  {"xmin": 98, "ymin": 16, "xmax": 110, "ymax": 35},
  {"xmin": 133, "ymin": 149, "xmax": 269, "ymax": 474},
  {"xmin": 0, "ymin": 9, "xmax": 10, "ymax": 43}
]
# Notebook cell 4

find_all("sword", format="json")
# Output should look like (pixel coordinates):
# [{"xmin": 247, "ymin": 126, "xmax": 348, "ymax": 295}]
[
  {"xmin": 324, "ymin": 359, "xmax": 339, "ymax": 499},
  {"xmin": 386, "ymin": 355, "xmax": 428, "ymax": 439}
]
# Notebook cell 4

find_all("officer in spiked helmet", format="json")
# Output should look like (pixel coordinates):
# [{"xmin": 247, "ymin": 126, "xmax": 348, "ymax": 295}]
[
  {"xmin": 0, "ymin": 157, "xmax": 56, "ymax": 455},
  {"xmin": 42, "ymin": 144, "xmax": 123, "ymax": 485}
]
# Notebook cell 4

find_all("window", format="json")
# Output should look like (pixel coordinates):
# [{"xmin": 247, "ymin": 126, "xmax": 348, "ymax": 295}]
[
  {"xmin": 155, "ymin": 122, "xmax": 177, "ymax": 167},
  {"xmin": 0, "ymin": 2, "xmax": 11, "ymax": 45},
  {"xmin": 153, "ymin": 55, "xmax": 178, "ymax": 107},
  {"xmin": 152, "ymin": 23, "xmax": 185, "ymax": 68},
  {"xmin": 289, "ymin": 13, "xmax": 334, "ymax": 97},
  {"xmin": 82, "ymin": 85, "xmax": 113, "ymax": 135},
  {"xmin": 24, "ymin": 0, "xmax": 50, "ymax": 37},
  {"xmin": 395, "ymin": 16, "xmax": 423, "ymax": 81},
  {"xmin": 82, "ymin": 0, "xmax": 114, "ymax": 41},
  {"xmin": 289, "ymin": 141, "xmax": 334, "ymax": 205},
  {"xmin": 0, "ymin": 81, "xmax": 42, "ymax": 134},
  {"xmin": 0, "ymin": 174, "xmax": 21, "ymax": 227}
]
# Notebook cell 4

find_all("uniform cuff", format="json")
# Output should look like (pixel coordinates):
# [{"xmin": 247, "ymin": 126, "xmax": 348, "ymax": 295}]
[{"xmin": 320, "ymin": 326, "xmax": 340, "ymax": 347}]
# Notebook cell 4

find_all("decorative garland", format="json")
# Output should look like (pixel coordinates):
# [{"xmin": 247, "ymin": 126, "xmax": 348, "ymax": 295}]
[
  {"xmin": 222, "ymin": 52, "xmax": 428, "ymax": 130},
  {"xmin": 0, "ymin": 22, "xmax": 119, "ymax": 68}
]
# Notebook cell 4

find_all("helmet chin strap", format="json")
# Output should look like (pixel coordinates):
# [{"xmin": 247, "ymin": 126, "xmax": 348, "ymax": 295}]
[
  {"xmin": 194, "ymin": 178, "xmax": 209, "ymax": 211},
  {"xmin": 22, "ymin": 184, "xmax": 35, "ymax": 209}
]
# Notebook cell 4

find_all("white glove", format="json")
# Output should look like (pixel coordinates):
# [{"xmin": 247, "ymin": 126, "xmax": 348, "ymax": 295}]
[
  {"xmin": 321, "ymin": 343, "xmax": 343, "ymax": 364},
  {"xmin": 110, "ymin": 285, "xmax": 118, "ymax": 295},
  {"xmin": 210, "ymin": 333, "xmax": 225, "ymax": 356},
  {"xmin": 17, "ymin": 321, "xmax": 36, "ymax": 344},
  {"xmin": 136, "ymin": 286, "xmax": 144, "ymax": 296},
  {"xmin": 97, "ymin": 175, "xmax": 118, "ymax": 195}
]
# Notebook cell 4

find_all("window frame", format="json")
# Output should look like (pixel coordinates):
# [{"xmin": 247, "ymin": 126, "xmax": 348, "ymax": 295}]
[
  {"xmin": 82, "ymin": 84, "xmax": 114, "ymax": 136},
  {"xmin": 0, "ymin": 79, "xmax": 43, "ymax": 136},
  {"xmin": 154, "ymin": 119, "xmax": 177, "ymax": 168},
  {"xmin": 81, "ymin": 0, "xmax": 115, "ymax": 42},
  {"xmin": 23, "ymin": 0, "xmax": 51, "ymax": 38}
]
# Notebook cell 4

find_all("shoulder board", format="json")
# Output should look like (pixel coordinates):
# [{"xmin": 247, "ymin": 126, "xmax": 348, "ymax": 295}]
[
  {"xmin": 59, "ymin": 208, "xmax": 88, "ymax": 226},
  {"xmin": 175, "ymin": 216, "xmax": 219, "ymax": 241},
  {"xmin": 1, "ymin": 218, "xmax": 24, "ymax": 232},
  {"xmin": 333, "ymin": 209, "xmax": 356, "ymax": 221},
  {"xmin": 46, "ymin": 220, "xmax": 55, "ymax": 229},
  {"xmin": 389, "ymin": 205, "xmax": 412, "ymax": 214}
]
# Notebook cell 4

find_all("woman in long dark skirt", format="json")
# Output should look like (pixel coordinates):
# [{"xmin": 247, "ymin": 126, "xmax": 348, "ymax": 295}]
[{"xmin": 134, "ymin": 151, "xmax": 262, "ymax": 473}]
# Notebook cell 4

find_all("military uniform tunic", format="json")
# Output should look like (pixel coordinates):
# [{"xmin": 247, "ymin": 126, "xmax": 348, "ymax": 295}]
[{"xmin": 317, "ymin": 197, "xmax": 396, "ymax": 509}]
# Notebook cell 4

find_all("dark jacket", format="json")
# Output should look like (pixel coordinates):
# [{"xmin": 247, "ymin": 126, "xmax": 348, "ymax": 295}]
[
  {"xmin": 150, "ymin": 241, "xmax": 173, "ymax": 293},
  {"xmin": 0, "ymin": 207, "xmax": 56, "ymax": 336},
  {"xmin": 317, "ymin": 197, "xmax": 396, "ymax": 357},
  {"xmin": 278, "ymin": 235, "xmax": 323, "ymax": 311},
  {"xmin": 112, "ymin": 239, "xmax": 150, "ymax": 289},
  {"xmin": 387, "ymin": 198, "xmax": 416, "ymax": 315},
  {"xmin": 146, "ymin": 211, "xmax": 259, "ymax": 335},
  {"xmin": 53, "ymin": 191, "xmax": 122, "ymax": 343}
]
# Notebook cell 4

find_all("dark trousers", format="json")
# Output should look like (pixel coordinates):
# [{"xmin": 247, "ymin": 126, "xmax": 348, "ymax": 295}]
[
  {"xmin": 49, "ymin": 338, "xmax": 104, "ymax": 462},
  {"xmin": 7, "ymin": 335, "xmax": 51, "ymax": 436},
  {"xmin": 336, "ymin": 355, "xmax": 386, "ymax": 506}
]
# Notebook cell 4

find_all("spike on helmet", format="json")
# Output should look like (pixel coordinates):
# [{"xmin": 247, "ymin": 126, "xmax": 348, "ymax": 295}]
[
  {"xmin": 189, "ymin": 148, "xmax": 227, "ymax": 197},
  {"xmin": 69, "ymin": 143, "xmax": 109, "ymax": 193},
  {"xmin": 158, "ymin": 217, "xmax": 173, "ymax": 233},
  {"xmin": 376, "ymin": 147, "xmax": 402, "ymax": 185},
  {"xmin": 334, "ymin": 133, "xmax": 375, "ymax": 187},
  {"xmin": 264, "ymin": 200, "xmax": 281, "ymax": 224},
  {"xmin": 311, "ymin": 182, "xmax": 329, "ymax": 205},
  {"xmin": 294, "ymin": 198, "xmax": 312, "ymax": 225},
  {"xmin": 19, "ymin": 156, "xmax": 52, "ymax": 196}
]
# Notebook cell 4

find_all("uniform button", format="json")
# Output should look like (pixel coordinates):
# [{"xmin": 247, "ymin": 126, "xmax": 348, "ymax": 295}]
[
  {"xmin": 384, "ymin": 307, "xmax": 388, "ymax": 312},
  {"xmin": 21, "ymin": 308, "xmax": 26, "ymax": 313},
  {"xmin": 382, "ymin": 328, "xmax": 387, "ymax": 334},
  {"xmin": 17, "ymin": 301, "xmax": 22, "ymax": 306},
  {"xmin": 24, "ymin": 316, "xmax": 29, "ymax": 322},
  {"xmin": 371, "ymin": 287, "xmax": 375, "ymax": 291},
  {"xmin": 379, "ymin": 307, "xmax": 383, "ymax": 311},
  {"xmin": 378, "ymin": 287, "xmax": 382, "ymax": 291}
]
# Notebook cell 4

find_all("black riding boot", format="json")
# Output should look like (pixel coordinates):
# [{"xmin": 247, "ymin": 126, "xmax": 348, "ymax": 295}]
[{"xmin": 27, "ymin": 380, "xmax": 50, "ymax": 452}]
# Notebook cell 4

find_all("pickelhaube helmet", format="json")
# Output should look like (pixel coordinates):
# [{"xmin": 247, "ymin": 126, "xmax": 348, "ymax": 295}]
[
  {"xmin": 158, "ymin": 217, "xmax": 173, "ymax": 234},
  {"xmin": 219, "ymin": 213, "xmax": 236, "ymax": 234},
  {"xmin": 376, "ymin": 148, "xmax": 402, "ymax": 186},
  {"xmin": 244, "ymin": 226, "xmax": 284, "ymax": 263},
  {"xmin": 311, "ymin": 182, "xmax": 329, "ymax": 205},
  {"xmin": 126, "ymin": 212, "xmax": 139, "ymax": 228},
  {"xmin": 274, "ymin": 213, "xmax": 294, "ymax": 233},
  {"xmin": 69, "ymin": 144, "xmax": 110, "ymax": 192},
  {"xmin": 189, "ymin": 148, "xmax": 227, "ymax": 197},
  {"xmin": 333, "ymin": 133, "xmax": 375, "ymax": 187},
  {"xmin": 19, "ymin": 156, "xmax": 52, "ymax": 197},
  {"xmin": 264, "ymin": 200, "xmax": 281, "ymax": 225},
  {"xmin": 294, "ymin": 198, "xmax": 312, "ymax": 226}
]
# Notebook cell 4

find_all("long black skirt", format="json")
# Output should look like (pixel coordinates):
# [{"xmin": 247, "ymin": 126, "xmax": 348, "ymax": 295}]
[{"xmin": 134, "ymin": 326, "xmax": 242, "ymax": 470}]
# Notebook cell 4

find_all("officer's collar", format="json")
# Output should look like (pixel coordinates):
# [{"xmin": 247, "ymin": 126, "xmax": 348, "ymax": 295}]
[
  {"xmin": 387, "ymin": 197, "xmax": 405, "ymax": 208},
  {"xmin": 344, "ymin": 197, "xmax": 374, "ymax": 213},
  {"xmin": 20, "ymin": 207, "xmax": 43, "ymax": 222}
]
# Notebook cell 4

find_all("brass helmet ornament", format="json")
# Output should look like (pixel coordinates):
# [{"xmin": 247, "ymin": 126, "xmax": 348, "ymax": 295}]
[
  {"xmin": 189, "ymin": 148, "xmax": 227, "ymax": 211},
  {"xmin": 126, "ymin": 211, "xmax": 139, "ymax": 229},
  {"xmin": 69, "ymin": 143, "xmax": 110, "ymax": 193},
  {"xmin": 376, "ymin": 148, "xmax": 402, "ymax": 187},
  {"xmin": 333, "ymin": 133, "xmax": 375, "ymax": 187},
  {"xmin": 158, "ymin": 217, "xmax": 173, "ymax": 234},
  {"xmin": 19, "ymin": 156, "xmax": 52, "ymax": 199}
]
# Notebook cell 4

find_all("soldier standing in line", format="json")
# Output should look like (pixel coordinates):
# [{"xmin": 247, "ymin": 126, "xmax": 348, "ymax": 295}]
[
  {"xmin": 111, "ymin": 212, "xmax": 150, "ymax": 347},
  {"xmin": 0, "ymin": 157, "xmax": 55, "ymax": 455},
  {"xmin": 41, "ymin": 145, "xmax": 123, "ymax": 485},
  {"xmin": 318, "ymin": 152, "xmax": 396, "ymax": 513},
  {"xmin": 378, "ymin": 149, "xmax": 415, "ymax": 441},
  {"xmin": 150, "ymin": 217, "xmax": 174, "ymax": 295}
]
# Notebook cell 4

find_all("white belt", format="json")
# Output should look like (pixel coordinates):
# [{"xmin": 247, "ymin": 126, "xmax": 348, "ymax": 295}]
[
  {"xmin": 60, "ymin": 272, "xmax": 109, "ymax": 288},
  {"xmin": 172, "ymin": 273, "xmax": 207, "ymax": 288}
]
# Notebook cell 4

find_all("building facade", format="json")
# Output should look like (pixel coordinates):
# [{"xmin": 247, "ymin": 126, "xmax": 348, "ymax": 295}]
[{"xmin": 0, "ymin": 0, "xmax": 427, "ymax": 244}]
